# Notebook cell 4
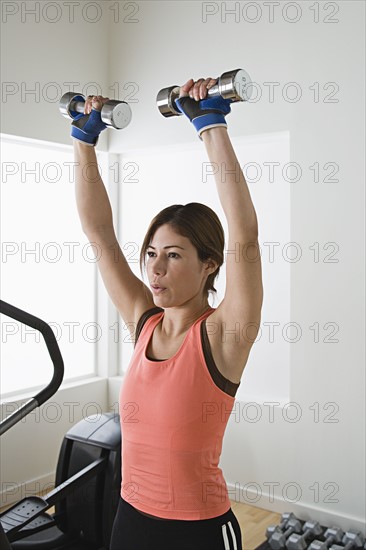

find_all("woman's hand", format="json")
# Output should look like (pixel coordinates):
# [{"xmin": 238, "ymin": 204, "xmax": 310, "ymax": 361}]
[
  {"xmin": 83, "ymin": 95, "xmax": 110, "ymax": 114},
  {"xmin": 175, "ymin": 76, "xmax": 231, "ymax": 139},
  {"xmin": 71, "ymin": 95, "xmax": 110, "ymax": 146},
  {"xmin": 179, "ymin": 78, "xmax": 217, "ymax": 101}
]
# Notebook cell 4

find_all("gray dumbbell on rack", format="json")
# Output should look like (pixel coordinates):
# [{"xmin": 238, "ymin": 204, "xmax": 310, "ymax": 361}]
[
  {"xmin": 156, "ymin": 68, "xmax": 253, "ymax": 117},
  {"xmin": 266, "ymin": 513, "xmax": 298, "ymax": 541},
  {"xmin": 268, "ymin": 518, "xmax": 303, "ymax": 550},
  {"xmin": 308, "ymin": 527, "xmax": 344, "ymax": 550},
  {"xmin": 330, "ymin": 530, "xmax": 365, "ymax": 550},
  {"xmin": 59, "ymin": 92, "xmax": 132, "ymax": 129},
  {"xmin": 286, "ymin": 521, "xmax": 323, "ymax": 550}
]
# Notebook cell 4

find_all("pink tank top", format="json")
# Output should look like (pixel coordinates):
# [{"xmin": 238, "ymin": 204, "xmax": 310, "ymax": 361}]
[{"xmin": 119, "ymin": 307, "xmax": 236, "ymax": 520}]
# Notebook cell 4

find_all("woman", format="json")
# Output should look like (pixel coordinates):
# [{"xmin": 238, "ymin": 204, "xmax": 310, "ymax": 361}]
[{"xmin": 72, "ymin": 77, "xmax": 263, "ymax": 550}]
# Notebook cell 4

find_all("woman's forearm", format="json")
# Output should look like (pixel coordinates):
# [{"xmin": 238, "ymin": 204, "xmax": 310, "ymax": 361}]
[
  {"xmin": 201, "ymin": 127, "xmax": 258, "ymax": 235},
  {"xmin": 73, "ymin": 140, "xmax": 114, "ymax": 234}
]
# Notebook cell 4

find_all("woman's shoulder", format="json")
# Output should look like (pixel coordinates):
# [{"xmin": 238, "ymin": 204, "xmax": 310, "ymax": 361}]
[{"xmin": 134, "ymin": 307, "xmax": 164, "ymax": 345}]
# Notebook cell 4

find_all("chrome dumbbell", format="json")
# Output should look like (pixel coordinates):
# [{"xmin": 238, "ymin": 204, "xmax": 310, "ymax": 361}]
[
  {"xmin": 59, "ymin": 92, "xmax": 132, "ymax": 129},
  {"xmin": 156, "ymin": 68, "xmax": 252, "ymax": 117}
]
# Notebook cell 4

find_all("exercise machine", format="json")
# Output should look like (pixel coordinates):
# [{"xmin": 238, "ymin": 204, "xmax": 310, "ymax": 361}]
[{"xmin": 0, "ymin": 300, "xmax": 121, "ymax": 550}]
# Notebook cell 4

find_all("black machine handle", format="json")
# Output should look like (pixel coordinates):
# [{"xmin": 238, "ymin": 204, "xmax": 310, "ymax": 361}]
[{"xmin": 0, "ymin": 300, "xmax": 64, "ymax": 436}]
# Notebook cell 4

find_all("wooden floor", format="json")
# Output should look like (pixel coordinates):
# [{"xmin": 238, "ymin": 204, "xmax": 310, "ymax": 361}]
[
  {"xmin": 1, "ymin": 498, "xmax": 279, "ymax": 549},
  {"xmin": 230, "ymin": 499, "xmax": 281, "ymax": 549}
]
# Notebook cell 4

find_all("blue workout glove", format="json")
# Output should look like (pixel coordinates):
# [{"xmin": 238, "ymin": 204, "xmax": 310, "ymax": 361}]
[
  {"xmin": 71, "ymin": 107, "xmax": 107, "ymax": 146},
  {"xmin": 175, "ymin": 95, "xmax": 232, "ymax": 139}
]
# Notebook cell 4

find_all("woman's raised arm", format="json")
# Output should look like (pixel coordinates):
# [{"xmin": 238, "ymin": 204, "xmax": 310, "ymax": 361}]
[
  {"xmin": 73, "ymin": 139, "xmax": 114, "ymax": 233},
  {"xmin": 72, "ymin": 96, "xmax": 155, "ymax": 334},
  {"xmin": 176, "ymin": 78, "xmax": 263, "ymax": 376}
]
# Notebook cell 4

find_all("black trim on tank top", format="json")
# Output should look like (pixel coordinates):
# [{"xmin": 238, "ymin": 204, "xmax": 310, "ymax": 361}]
[
  {"xmin": 134, "ymin": 307, "xmax": 164, "ymax": 342},
  {"xmin": 134, "ymin": 307, "xmax": 240, "ymax": 398}
]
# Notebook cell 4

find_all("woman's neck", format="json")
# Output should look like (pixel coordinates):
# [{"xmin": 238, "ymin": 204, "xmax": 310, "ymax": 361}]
[{"xmin": 159, "ymin": 303, "xmax": 212, "ymax": 339}]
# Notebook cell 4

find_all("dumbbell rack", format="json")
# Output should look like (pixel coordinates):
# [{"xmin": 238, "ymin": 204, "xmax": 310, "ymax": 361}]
[{"xmin": 255, "ymin": 517, "xmax": 366, "ymax": 550}]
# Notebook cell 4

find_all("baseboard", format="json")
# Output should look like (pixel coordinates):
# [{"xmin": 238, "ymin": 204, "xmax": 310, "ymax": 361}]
[
  {"xmin": 226, "ymin": 482, "xmax": 366, "ymax": 534},
  {"xmin": 0, "ymin": 471, "xmax": 55, "ymax": 511}
]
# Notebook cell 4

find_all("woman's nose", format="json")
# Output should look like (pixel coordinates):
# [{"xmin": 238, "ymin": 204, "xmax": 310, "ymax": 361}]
[{"xmin": 152, "ymin": 257, "xmax": 166, "ymax": 274}]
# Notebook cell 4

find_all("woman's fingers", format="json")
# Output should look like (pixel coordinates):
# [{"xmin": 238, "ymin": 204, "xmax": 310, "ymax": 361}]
[
  {"xmin": 179, "ymin": 79, "xmax": 195, "ymax": 98},
  {"xmin": 198, "ymin": 78, "xmax": 216, "ymax": 99},
  {"xmin": 189, "ymin": 78, "xmax": 205, "ymax": 100},
  {"xmin": 84, "ymin": 95, "xmax": 110, "ymax": 114},
  {"xmin": 84, "ymin": 95, "xmax": 94, "ymax": 114},
  {"xmin": 180, "ymin": 77, "xmax": 218, "ymax": 101}
]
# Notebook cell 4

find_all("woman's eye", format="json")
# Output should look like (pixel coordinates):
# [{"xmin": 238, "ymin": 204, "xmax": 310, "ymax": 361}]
[{"xmin": 146, "ymin": 251, "xmax": 179, "ymax": 259}]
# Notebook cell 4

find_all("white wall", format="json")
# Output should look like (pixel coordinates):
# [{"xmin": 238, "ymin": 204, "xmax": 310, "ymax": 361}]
[
  {"xmin": 1, "ymin": 0, "xmax": 365, "ymax": 532},
  {"xmin": 0, "ymin": 0, "xmax": 110, "ymax": 150}
]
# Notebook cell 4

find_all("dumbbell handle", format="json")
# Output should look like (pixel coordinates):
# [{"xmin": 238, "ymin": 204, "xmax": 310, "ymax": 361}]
[
  {"xmin": 266, "ymin": 514, "xmax": 297, "ymax": 540},
  {"xmin": 286, "ymin": 525, "xmax": 323, "ymax": 550},
  {"xmin": 271, "ymin": 521, "xmax": 302, "ymax": 549},
  {"xmin": 68, "ymin": 98, "xmax": 89, "ymax": 116},
  {"xmin": 310, "ymin": 530, "xmax": 344, "ymax": 550},
  {"xmin": 66, "ymin": 97, "xmax": 122, "ymax": 118},
  {"xmin": 59, "ymin": 92, "xmax": 132, "ymax": 130},
  {"xmin": 156, "ymin": 68, "xmax": 252, "ymax": 117}
]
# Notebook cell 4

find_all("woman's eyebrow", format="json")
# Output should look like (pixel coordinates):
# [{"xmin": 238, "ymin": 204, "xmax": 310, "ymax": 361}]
[{"xmin": 147, "ymin": 245, "xmax": 185, "ymax": 250}]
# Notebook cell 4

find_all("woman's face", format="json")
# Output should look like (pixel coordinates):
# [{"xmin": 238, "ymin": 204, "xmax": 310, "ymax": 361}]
[{"xmin": 146, "ymin": 224, "xmax": 214, "ymax": 308}]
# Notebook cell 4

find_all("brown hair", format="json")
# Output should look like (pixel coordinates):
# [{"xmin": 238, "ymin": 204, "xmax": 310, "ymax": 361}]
[{"xmin": 139, "ymin": 203, "xmax": 225, "ymax": 301}]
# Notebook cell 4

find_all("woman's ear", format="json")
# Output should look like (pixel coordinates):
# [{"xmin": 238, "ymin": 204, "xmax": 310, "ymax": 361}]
[{"xmin": 204, "ymin": 258, "xmax": 219, "ymax": 275}]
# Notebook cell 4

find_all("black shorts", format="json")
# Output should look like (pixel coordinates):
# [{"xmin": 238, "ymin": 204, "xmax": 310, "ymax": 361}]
[{"xmin": 110, "ymin": 496, "xmax": 243, "ymax": 550}]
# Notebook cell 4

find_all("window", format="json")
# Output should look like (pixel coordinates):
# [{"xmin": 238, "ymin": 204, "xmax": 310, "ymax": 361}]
[{"xmin": 1, "ymin": 135, "xmax": 99, "ymax": 396}]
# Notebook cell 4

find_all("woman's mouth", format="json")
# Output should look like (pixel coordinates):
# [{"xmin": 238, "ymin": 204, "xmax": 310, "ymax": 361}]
[{"xmin": 151, "ymin": 286, "xmax": 166, "ymax": 294}]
